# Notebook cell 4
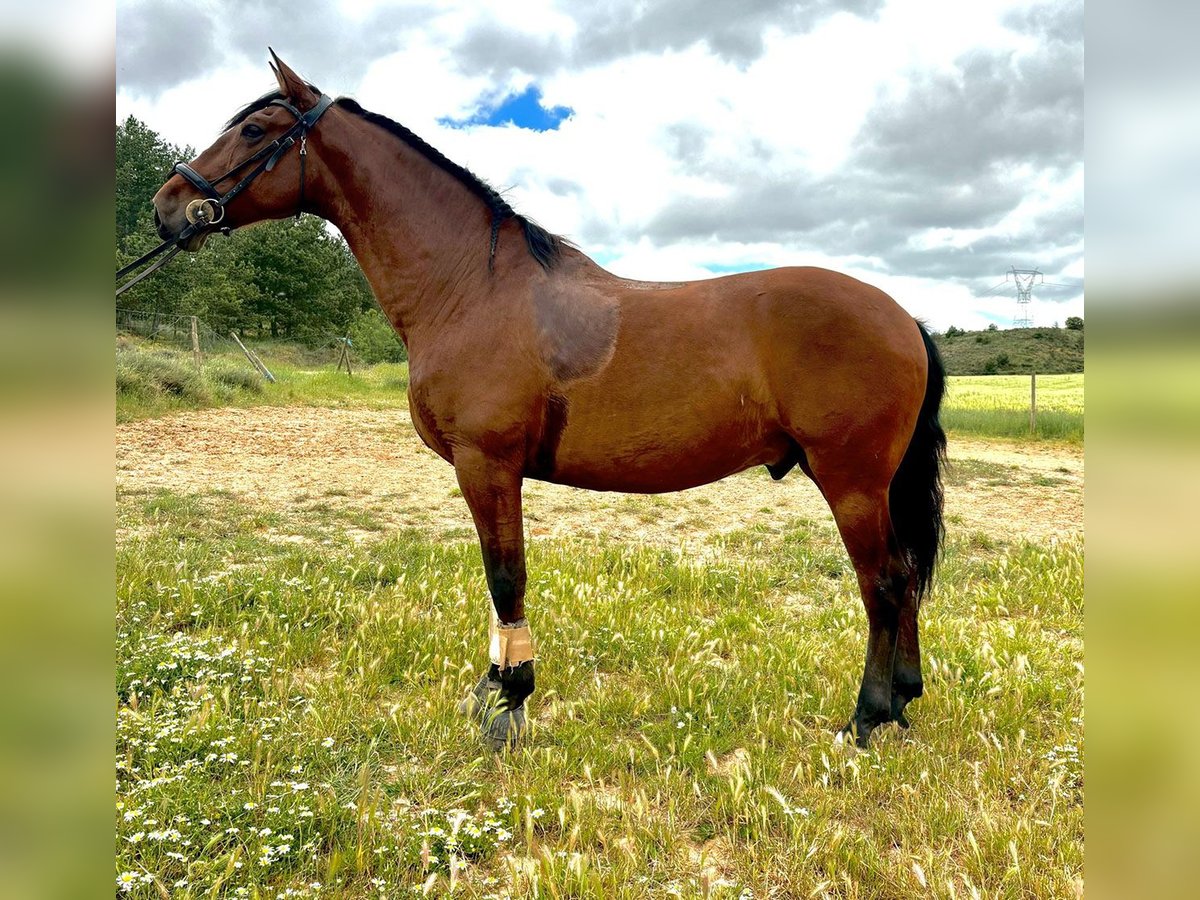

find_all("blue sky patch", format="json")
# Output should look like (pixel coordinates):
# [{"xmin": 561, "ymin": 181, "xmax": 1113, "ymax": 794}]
[
  {"xmin": 703, "ymin": 262, "xmax": 771, "ymax": 274},
  {"xmin": 441, "ymin": 85, "xmax": 572, "ymax": 132}
]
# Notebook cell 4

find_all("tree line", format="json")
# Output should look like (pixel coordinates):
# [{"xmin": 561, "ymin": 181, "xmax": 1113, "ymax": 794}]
[{"xmin": 116, "ymin": 116, "xmax": 405, "ymax": 361}]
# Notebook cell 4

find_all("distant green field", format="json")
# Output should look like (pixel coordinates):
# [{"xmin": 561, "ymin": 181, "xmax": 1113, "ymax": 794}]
[{"xmin": 943, "ymin": 374, "xmax": 1083, "ymax": 443}]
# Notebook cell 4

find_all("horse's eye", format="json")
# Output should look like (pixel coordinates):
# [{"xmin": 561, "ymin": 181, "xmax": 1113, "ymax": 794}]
[{"xmin": 241, "ymin": 123, "xmax": 265, "ymax": 141}]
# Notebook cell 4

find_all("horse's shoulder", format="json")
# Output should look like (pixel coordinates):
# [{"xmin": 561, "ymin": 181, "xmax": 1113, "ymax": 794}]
[{"xmin": 530, "ymin": 281, "xmax": 620, "ymax": 383}]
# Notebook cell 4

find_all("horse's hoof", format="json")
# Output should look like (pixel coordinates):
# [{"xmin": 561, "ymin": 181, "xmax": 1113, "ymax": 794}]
[
  {"xmin": 841, "ymin": 724, "xmax": 871, "ymax": 749},
  {"xmin": 481, "ymin": 706, "xmax": 526, "ymax": 752},
  {"xmin": 833, "ymin": 727, "xmax": 861, "ymax": 754},
  {"xmin": 458, "ymin": 675, "xmax": 502, "ymax": 718},
  {"xmin": 890, "ymin": 697, "xmax": 912, "ymax": 729}
]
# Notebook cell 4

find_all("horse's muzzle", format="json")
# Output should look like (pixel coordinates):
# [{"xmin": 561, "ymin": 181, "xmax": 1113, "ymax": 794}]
[
  {"xmin": 152, "ymin": 203, "xmax": 211, "ymax": 251},
  {"xmin": 153, "ymin": 208, "xmax": 172, "ymax": 241}
]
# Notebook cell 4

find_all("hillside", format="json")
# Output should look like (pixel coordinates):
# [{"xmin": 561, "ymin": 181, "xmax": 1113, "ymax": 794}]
[{"xmin": 933, "ymin": 325, "xmax": 1084, "ymax": 375}]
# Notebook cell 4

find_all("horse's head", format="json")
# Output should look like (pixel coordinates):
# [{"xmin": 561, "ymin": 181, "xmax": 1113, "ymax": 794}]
[{"xmin": 152, "ymin": 51, "xmax": 332, "ymax": 251}]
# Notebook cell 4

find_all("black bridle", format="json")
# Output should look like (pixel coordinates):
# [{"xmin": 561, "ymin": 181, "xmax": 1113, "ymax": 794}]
[{"xmin": 115, "ymin": 93, "xmax": 335, "ymax": 297}]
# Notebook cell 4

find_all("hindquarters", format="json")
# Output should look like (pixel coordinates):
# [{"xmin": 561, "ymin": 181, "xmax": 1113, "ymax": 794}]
[{"xmin": 753, "ymin": 272, "xmax": 945, "ymax": 743}]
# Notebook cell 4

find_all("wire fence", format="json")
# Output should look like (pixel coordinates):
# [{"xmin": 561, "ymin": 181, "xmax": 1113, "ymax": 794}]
[
  {"xmin": 116, "ymin": 307, "xmax": 356, "ymax": 372},
  {"xmin": 115, "ymin": 307, "xmax": 239, "ymax": 355}
]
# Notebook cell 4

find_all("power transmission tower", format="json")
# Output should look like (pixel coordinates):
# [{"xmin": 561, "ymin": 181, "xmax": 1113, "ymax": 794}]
[{"xmin": 1006, "ymin": 266, "xmax": 1043, "ymax": 328}]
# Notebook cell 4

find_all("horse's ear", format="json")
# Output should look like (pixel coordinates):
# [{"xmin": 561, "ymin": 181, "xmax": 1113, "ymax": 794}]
[{"xmin": 268, "ymin": 48, "xmax": 317, "ymax": 106}]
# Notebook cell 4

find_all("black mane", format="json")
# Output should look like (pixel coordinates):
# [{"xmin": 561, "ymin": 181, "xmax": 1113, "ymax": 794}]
[{"xmin": 225, "ymin": 89, "xmax": 563, "ymax": 271}]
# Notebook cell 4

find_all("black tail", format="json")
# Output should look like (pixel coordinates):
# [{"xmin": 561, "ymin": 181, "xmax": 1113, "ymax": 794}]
[{"xmin": 889, "ymin": 321, "xmax": 947, "ymax": 600}]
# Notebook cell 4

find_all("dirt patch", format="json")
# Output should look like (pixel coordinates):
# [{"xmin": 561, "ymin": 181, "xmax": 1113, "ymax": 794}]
[
  {"xmin": 687, "ymin": 836, "xmax": 739, "ymax": 893},
  {"xmin": 706, "ymin": 747, "xmax": 751, "ymax": 778},
  {"xmin": 116, "ymin": 407, "xmax": 1082, "ymax": 547}
]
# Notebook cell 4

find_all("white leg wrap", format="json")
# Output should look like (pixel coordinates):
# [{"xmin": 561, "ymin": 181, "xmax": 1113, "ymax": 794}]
[{"xmin": 489, "ymin": 608, "xmax": 534, "ymax": 669}]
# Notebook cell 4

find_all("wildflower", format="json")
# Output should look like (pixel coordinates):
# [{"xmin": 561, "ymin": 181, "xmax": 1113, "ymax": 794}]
[
  {"xmin": 116, "ymin": 872, "xmax": 140, "ymax": 892},
  {"xmin": 322, "ymin": 737, "xmax": 335, "ymax": 748}
]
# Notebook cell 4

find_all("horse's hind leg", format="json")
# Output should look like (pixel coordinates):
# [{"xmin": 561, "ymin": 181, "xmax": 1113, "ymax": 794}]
[
  {"xmin": 891, "ymin": 588, "xmax": 922, "ymax": 728},
  {"xmin": 452, "ymin": 449, "xmax": 535, "ymax": 750},
  {"xmin": 818, "ymin": 478, "xmax": 912, "ymax": 747}
]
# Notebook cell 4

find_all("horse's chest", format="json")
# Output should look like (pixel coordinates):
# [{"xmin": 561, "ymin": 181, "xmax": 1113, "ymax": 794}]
[{"xmin": 407, "ymin": 384, "xmax": 453, "ymax": 463}]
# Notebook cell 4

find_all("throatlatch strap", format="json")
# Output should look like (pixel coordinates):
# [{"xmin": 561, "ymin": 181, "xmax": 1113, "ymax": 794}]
[{"xmin": 489, "ymin": 614, "xmax": 534, "ymax": 669}]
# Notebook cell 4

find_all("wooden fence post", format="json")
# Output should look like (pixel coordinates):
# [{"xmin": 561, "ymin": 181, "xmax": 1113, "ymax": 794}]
[
  {"xmin": 335, "ymin": 337, "xmax": 353, "ymax": 376},
  {"xmin": 230, "ymin": 331, "xmax": 277, "ymax": 383},
  {"xmin": 1030, "ymin": 372, "xmax": 1037, "ymax": 435},
  {"xmin": 190, "ymin": 316, "xmax": 202, "ymax": 372}
]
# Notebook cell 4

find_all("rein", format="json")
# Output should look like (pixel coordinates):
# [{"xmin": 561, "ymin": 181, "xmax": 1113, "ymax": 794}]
[{"xmin": 115, "ymin": 93, "xmax": 335, "ymax": 297}]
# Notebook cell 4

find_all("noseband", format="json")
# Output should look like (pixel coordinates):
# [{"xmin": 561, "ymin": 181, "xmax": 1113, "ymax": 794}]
[{"xmin": 116, "ymin": 93, "xmax": 335, "ymax": 297}]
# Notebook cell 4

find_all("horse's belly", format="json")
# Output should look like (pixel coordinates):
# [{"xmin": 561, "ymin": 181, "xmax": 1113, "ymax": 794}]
[{"xmin": 544, "ymin": 408, "xmax": 788, "ymax": 494}]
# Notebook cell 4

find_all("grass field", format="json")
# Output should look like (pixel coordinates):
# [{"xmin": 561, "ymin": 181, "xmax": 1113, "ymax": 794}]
[
  {"xmin": 116, "ymin": 340, "xmax": 410, "ymax": 423},
  {"xmin": 116, "ymin": 495, "xmax": 1083, "ymax": 898},
  {"xmin": 115, "ymin": 335, "xmax": 1083, "ymax": 898},
  {"xmin": 942, "ymin": 374, "xmax": 1084, "ymax": 444}
]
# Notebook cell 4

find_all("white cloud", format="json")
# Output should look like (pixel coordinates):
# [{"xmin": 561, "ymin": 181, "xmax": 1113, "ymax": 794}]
[{"xmin": 116, "ymin": 0, "xmax": 1083, "ymax": 330}]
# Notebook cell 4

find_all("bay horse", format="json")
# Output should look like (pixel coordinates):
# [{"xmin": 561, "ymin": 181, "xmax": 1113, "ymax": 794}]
[{"xmin": 149, "ymin": 53, "xmax": 946, "ymax": 749}]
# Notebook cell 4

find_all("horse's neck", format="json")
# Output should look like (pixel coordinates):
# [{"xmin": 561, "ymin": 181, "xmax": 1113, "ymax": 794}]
[{"xmin": 313, "ymin": 116, "xmax": 504, "ymax": 345}]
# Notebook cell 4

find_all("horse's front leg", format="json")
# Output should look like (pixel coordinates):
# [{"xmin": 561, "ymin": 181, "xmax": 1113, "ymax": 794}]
[{"xmin": 453, "ymin": 449, "xmax": 535, "ymax": 749}]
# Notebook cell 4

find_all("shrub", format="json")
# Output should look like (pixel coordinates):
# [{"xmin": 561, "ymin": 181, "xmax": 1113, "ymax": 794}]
[
  {"xmin": 117, "ymin": 347, "xmax": 210, "ymax": 404},
  {"xmin": 945, "ymin": 325, "xmax": 964, "ymax": 337},
  {"xmin": 347, "ymin": 307, "xmax": 407, "ymax": 364},
  {"xmin": 115, "ymin": 358, "xmax": 151, "ymax": 395},
  {"xmin": 1066, "ymin": 316, "xmax": 1084, "ymax": 331},
  {"xmin": 206, "ymin": 358, "xmax": 264, "ymax": 394}
]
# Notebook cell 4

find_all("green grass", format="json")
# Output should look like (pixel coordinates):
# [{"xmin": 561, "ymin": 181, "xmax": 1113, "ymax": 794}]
[
  {"xmin": 943, "ymin": 374, "xmax": 1084, "ymax": 443},
  {"xmin": 116, "ymin": 340, "xmax": 410, "ymax": 423},
  {"xmin": 116, "ymin": 489, "xmax": 1083, "ymax": 898}
]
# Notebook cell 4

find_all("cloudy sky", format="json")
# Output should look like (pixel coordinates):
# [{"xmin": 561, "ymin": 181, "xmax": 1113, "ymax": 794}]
[{"xmin": 116, "ymin": 0, "xmax": 1083, "ymax": 330}]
